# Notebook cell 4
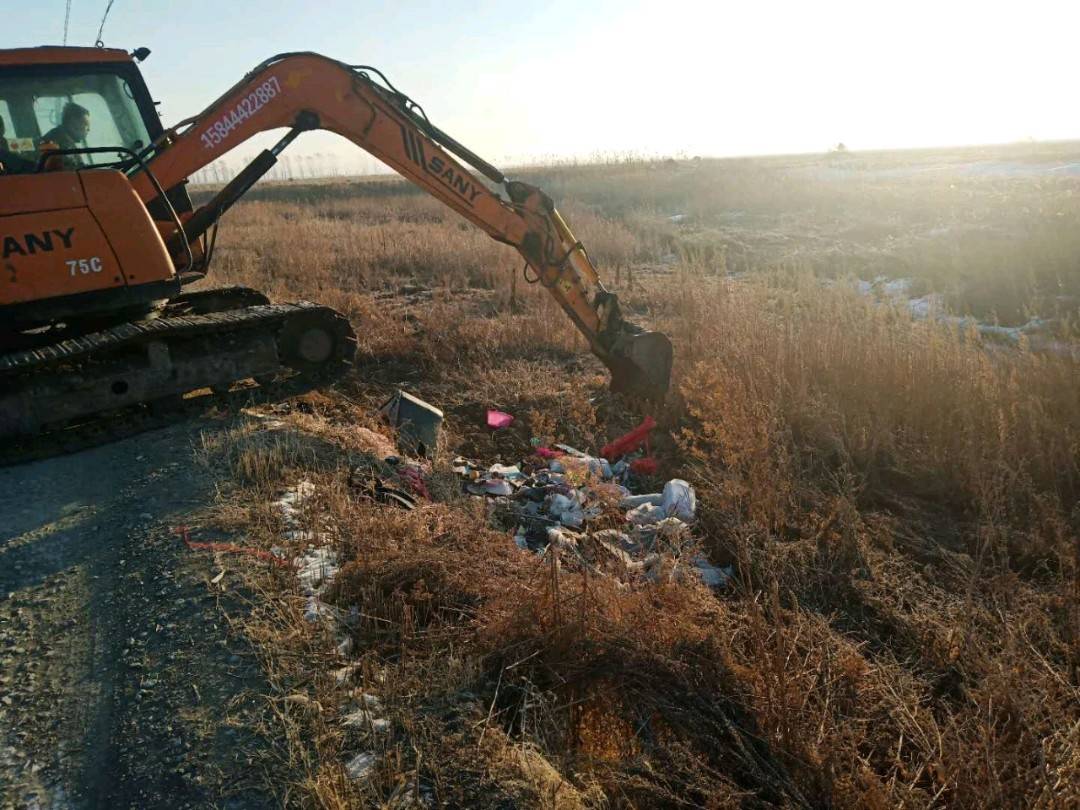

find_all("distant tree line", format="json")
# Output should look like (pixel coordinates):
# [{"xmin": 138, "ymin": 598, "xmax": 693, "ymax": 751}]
[{"xmin": 190, "ymin": 152, "xmax": 390, "ymax": 185}]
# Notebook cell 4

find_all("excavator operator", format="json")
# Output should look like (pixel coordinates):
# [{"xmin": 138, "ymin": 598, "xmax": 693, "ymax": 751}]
[{"xmin": 40, "ymin": 101, "xmax": 90, "ymax": 168}]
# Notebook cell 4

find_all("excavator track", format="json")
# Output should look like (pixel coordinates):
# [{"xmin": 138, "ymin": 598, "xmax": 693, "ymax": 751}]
[{"xmin": 0, "ymin": 301, "xmax": 356, "ymax": 461}]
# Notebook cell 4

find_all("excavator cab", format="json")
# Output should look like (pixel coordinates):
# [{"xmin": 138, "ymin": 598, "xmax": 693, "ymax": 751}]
[
  {"xmin": 0, "ymin": 48, "xmax": 163, "ymax": 172},
  {"xmin": 0, "ymin": 48, "xmax": 196, "ymax": 333}
]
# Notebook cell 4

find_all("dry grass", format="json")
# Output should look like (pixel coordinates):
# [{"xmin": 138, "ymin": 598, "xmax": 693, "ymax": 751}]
[{"xmin": 193, "ymin": 147, "xmax": 1079, "ymax": 808}]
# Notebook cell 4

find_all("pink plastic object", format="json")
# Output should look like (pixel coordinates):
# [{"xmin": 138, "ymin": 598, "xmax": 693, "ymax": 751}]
[
  {"xmin": 486, "ymin": 409, "xmax": 514, "ymax": 429},
  {"xmin": 535, "ymin": 447, "xmax": 564, "ymax": 459}
]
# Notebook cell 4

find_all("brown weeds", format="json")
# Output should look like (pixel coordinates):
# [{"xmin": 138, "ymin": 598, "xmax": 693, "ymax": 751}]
[{"xmin": 195, "ymin": 153, "xmax": 1079, "ymax": 808}]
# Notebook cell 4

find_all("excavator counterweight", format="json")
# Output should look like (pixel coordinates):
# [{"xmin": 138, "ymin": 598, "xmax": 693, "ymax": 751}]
[{"xmin": 0, "ymin": 47, "xmax": 672, "ymax": 442}]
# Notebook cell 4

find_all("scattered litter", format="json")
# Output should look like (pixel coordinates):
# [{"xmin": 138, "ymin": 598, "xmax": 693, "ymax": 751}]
[
  {"xmin": 626, "ymin": 502, "xmax": 664, "ymax": 526},
  {"xmin": 655, "ymin": 516, "xmax": 690, "ymax": 541},
  {"xmin": 380, "ymin": 389, "xmax": 443, "ymax": 457},
  {"xmin": 470, "ymin": 479, "xmax": 513, "ymax": 497},
  {"xmin": 304, "ymin": 596, "xmax": 326, "ymax": 623},
  {"xmin": 620, "ymin": 493, "xmax": 663, "ymax": 509},
  {"xmin": 397, "ymin": 464, "xmax": 431, "ymax": 500},
  {"xmin": 592, "ymin": 528, "xmax": 636, "ymax": 552},
  {"xmin": 554, "ymin": 443, "xmax": 589, "ymax": 458},
  {"xmin": 662, "ymin": 479, "xmax": 697, "ymax": 522},
  {"xmin": 550, "ymin": 454, "xmax": 610, "ymax": 481},
  {"xmin": 513, "ymin": 527, "xmax": 529, "ymax": 549},
  {"xmin": 350, "ymin": 471, "xmax": 417, "ymax": 510},
  {"xmin": 548, "ymin": 492, "xmax": 586, "ymax": 528},
  {"xmin": 486, "ymin": 409, "xmax": 514, "ymax": 429},
  {"xmin": 691, "ymin": 557, "xmax": 733, "ymax": 589},
  {"xmin": 174, "ymin": 526, "xmax": 292, "ymax": 569},
  {"xmin": 578, "ymin": 533, "xmax": 635, "ymax": 575},
  {"xmin": 546, "ymin": 526, "xmax": 580, "ymax": 552}
]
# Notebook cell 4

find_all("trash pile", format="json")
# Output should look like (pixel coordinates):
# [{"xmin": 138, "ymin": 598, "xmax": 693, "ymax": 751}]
[
  {"xmin": 453, "ymin": 417, "xmax": 731, "ymax": 590},
  {"xmin": 359, "ymin": 392, "xmax": 729, "ymax": 590}
]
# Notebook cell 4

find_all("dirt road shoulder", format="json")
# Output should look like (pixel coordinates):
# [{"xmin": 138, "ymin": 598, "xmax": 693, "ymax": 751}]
[{"xmin": 0, "ymin": 418, "xmax": 280, "ymax": 809}]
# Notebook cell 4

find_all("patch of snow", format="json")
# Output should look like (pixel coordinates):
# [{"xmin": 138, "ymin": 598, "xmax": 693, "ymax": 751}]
[
  {"xmin": 907, "ymin": 293, "xmax": 944, "ymax": 320},
  {"xmin": 304, "ymin": 595, "xmax": 326, "ymax": 623},
  {"xmin": 345, "ymin": 751, "xmax": 377, "ymax": 781},
  {"xmin": 342, "ymin": 709, "xmax": 391, "ymax": 733},
  {"xmin": 277, "ymin": 480, "xmax": 341, "ymax": 625},
  {"xmin": 295, "ymin": 546, "xmax": 339, "ymax": 595},
  {"xmin": 881, "ymin": 277, "xmax": 914, "ymax": 297},
  {"xmin": 358, "ymin": 692, "xmax": 383, "ymax": 709},
  {"xmin": 334, "ymin": 663, "xmax": 361, "ymax": 686},
  {"xmin": 274, "ymin": 479, "xmax": 316, "ymax": 526}
]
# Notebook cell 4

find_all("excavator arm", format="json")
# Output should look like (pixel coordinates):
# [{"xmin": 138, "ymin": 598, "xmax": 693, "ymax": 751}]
[{"xmin": 133, "ymin": 52, "xmax": 672, "ymax": 399}]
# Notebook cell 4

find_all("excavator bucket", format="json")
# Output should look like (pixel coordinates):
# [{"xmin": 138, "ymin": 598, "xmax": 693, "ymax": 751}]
[{"xmin": 607, "ymin": 328, "xmax": 674, "ymax": 401}]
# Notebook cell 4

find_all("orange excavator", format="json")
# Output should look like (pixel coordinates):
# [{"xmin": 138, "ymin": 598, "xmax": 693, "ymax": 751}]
[{"xmin": 0, "ymin": 47, "xmax": 672, "ymax": 440}]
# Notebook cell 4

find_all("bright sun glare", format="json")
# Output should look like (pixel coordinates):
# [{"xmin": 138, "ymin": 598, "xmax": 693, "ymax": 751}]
[{"xmin": 498, "ymin": 0, "xmax": 1079, "ymax": 159}]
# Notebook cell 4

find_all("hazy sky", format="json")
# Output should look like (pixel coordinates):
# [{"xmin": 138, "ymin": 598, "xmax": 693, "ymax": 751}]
[{"xmin": 10, "ymin": 0, "xmax": 1079, "ymax": 172}]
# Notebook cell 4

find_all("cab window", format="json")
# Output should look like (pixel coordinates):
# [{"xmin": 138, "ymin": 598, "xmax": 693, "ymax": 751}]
[{"xmin": 0, "ymin": 69, "xmax": 152, "ymax": 171}]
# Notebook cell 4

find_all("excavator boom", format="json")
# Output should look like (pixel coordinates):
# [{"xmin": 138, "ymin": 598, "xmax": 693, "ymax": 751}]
[
  {"xmin": 136, "ymin": 52, "xmax": 672, "ymax": 398},
  {"xmin": 0, "ymin": 48, "xmax": 671, "ymax": 447}
]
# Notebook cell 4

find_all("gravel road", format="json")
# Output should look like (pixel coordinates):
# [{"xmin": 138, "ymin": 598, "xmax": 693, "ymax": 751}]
[{"xmin": 0, "ymin": 419, "xmax": 279, "ymax": 809}]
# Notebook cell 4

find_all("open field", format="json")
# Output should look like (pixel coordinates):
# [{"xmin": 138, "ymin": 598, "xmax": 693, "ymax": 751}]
[{"xmin": 189, "ymin": 144, "xmax": 1080, "ymax": 807}]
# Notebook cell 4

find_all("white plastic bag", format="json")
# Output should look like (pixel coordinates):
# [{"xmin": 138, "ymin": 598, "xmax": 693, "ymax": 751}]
[{"xmin": 661, "ymin": 479, "xmax": 696, "ymax": 522}]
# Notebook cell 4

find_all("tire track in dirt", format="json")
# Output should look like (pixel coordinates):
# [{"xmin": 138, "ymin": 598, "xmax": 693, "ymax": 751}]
[{"xmin": 0, "ymin": 420, "xmax": 279, "ymax": 809}]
